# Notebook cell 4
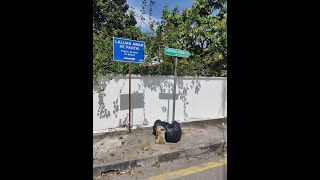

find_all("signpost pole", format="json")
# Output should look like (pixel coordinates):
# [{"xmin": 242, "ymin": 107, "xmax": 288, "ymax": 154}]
[
  {"xmin": 113, "ymin": 37, "xmax": 145, "ymax": 132},
  {"xmin": 164, "ymin": 47, "xmax": 189, "ymax": 123},
  {"xmin": 172, "ymin": 57, "xmax": 177, "ymax": 123},
  {"xmin": 128, "ymin": 62, "xmax": 131, "ymax": 132}
]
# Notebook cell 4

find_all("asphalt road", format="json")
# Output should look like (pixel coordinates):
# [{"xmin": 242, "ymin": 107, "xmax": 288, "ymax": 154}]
[
  {"xmin": 98, "ymin": 153, "xmax": 227, "ymax": 180},
  {"xmin": 173, "ymin": 164, "xmax": 227, "ymax": 180}
]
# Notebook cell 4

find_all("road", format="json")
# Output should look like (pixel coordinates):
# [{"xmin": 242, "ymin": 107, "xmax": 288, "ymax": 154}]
[
  {"xmin": 173, "ymin": 165, "xmax": 226, "ymax": 180},
  {"xmin": 98, "ymin": 153, "xmax": 227, "ymax": 180}
]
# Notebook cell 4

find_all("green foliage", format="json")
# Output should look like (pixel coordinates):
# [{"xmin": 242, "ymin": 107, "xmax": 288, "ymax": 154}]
[
  {"xmin": 93, "ymin": 0, "xmax": 142, "ymax": 86},
  {"xmin": 156, "ymin": 0, "xmax": 227, "ymax": 76},
  {"xmin": 93, "ymin": 0, "xmax": 227, "ymax": 86}
]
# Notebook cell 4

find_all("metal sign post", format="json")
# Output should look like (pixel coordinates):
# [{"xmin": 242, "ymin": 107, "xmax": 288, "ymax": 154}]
[
  {"xmin": 113, "ymin": 37, "xmax": 145, "ymax": 132},
  {"xmin": 128, "ymin": 62, "xmax": 131, "ymax": 132},
  {"xmin": 164, "ymin": 48, "xmax": 190, "ymax": 123},
  {"xmin": 172, "ymin": 57, "xmax": 178, "ymax": 122}
]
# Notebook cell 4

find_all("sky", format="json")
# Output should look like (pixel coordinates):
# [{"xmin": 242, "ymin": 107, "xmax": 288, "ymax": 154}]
[{"xmin": 126, "ymin": 0, "xmax": 218, "ymax": 32}]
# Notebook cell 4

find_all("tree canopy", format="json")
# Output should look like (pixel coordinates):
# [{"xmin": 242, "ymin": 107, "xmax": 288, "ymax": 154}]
[{"xmin": 93, "ymin": 0, "xmax": 227, "ymax": 85}]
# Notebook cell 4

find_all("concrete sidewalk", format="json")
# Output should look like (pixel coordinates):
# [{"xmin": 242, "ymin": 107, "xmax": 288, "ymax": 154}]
[{"xmin": 93, "ymin": 118, "xmax": 227, "ymax": 178}]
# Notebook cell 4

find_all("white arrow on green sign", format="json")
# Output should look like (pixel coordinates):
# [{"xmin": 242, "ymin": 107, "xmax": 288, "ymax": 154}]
[{"xmin": 164, "ymin": 48, "xmax": 190, "ymax": 58}]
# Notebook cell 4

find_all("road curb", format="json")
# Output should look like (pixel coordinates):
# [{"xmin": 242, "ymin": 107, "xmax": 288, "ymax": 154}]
[{"xmin": 93, "ymin": 141, "xmax": 227, "ymax": 178}]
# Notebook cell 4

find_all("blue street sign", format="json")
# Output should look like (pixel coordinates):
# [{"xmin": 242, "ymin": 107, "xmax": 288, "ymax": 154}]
[{"xmin": 113, "ymin": 37, "xmax": 145, "ymax": 63}]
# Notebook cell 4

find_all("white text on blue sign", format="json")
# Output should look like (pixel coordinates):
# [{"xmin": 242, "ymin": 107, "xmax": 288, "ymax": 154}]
[{"xmin": 113, "ymin": 37, "xmax": 145, "ymax": 63}]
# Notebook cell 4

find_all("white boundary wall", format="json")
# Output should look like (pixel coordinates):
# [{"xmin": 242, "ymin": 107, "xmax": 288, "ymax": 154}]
[{"xmin": 93, "ymin": 75, "xmax": 227, "ymax": 133}]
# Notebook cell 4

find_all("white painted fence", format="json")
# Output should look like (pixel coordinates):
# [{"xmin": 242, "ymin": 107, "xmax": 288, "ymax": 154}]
[{"xmin": 93, "ymin": 75, "xmax": 227, "ymax": 133}]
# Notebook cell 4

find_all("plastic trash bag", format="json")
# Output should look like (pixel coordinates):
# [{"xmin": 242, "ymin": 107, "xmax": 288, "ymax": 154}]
[
  {"xmin": 152, "ymin": 119, "xmax": 168, "ymax": 136},
  {"xmin": 152, "ymin": 120, "xmax": 182, "ymax": 143},
  {"xmin": 164, "ymin": 121, "xmax": 182, "ymax": 143},
  {"xmin": 152, "ymin": 120, "xmax": 162, "ymax": 135}
]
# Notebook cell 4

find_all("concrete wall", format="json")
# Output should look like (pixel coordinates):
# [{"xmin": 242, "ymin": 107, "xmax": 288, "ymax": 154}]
[{"xmin": 93, "ymin": 75, "xmax": 227, "ymax": 133}]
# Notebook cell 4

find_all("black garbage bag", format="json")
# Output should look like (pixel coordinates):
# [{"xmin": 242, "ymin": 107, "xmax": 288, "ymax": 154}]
[
  {"xmin": 152, "ymin": 120, "xmax": 182, "ymax": 143},
  {"xmin": 164, "ymin": 121, "xmax": 182, "ymax": 143},
  {"xmin": 152, "ymin": 119, "xmax": 162, "ymax": 136},
  {"xmin": 152, "ymin": 119, "xmax": 169, "ymax": 136}
]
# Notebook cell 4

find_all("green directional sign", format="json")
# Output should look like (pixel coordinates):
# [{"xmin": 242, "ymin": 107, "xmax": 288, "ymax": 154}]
[{"xmin": 164, "ymin": 48, "xmax": 190, "ymax": 58}]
